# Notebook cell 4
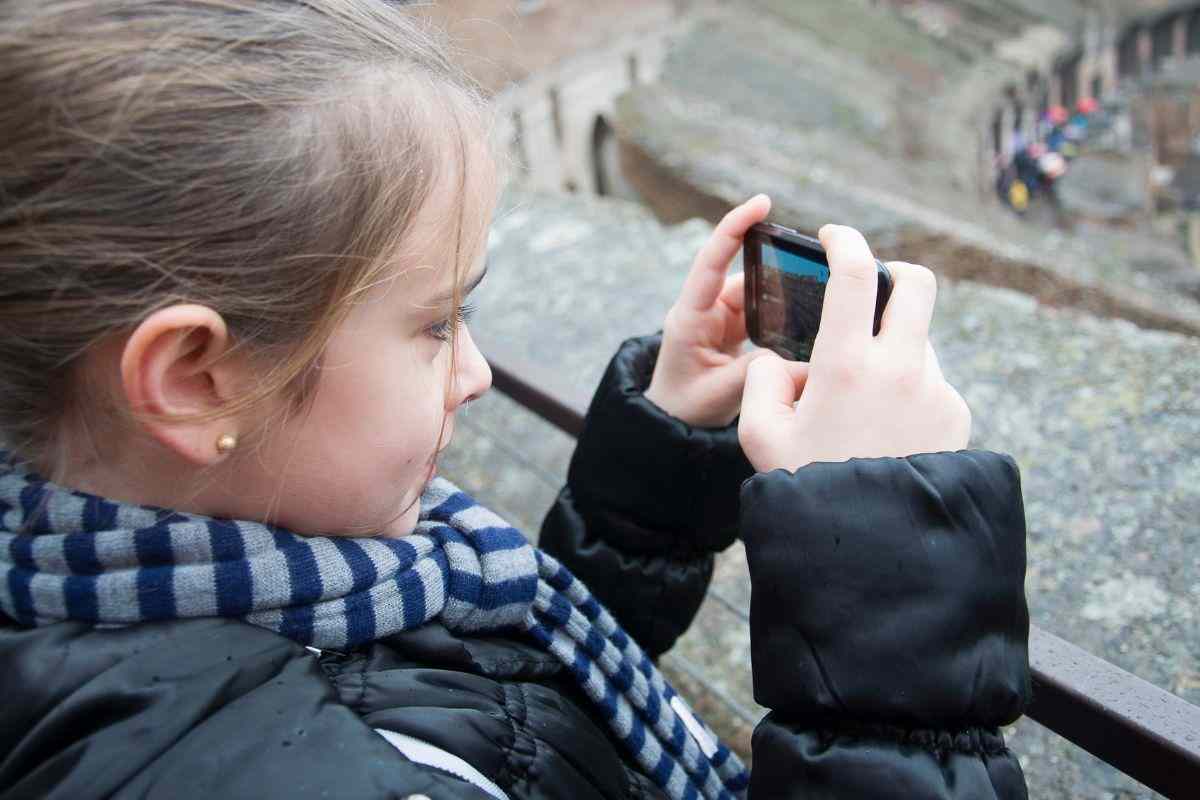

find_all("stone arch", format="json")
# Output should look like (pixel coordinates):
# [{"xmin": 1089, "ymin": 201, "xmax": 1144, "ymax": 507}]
[
  {"xmin": 1151, "ymin": 15, "xmax": 1175, "ymax": 70},
  {"xmin": 509, "ymin": 110, "xmax": 528, "ymax": 173},
  {"xmin": 1056, "ymin": 50, "xmax": 1082, "ymax": 109},
  {"xmin": 592, "ymin": 114, "xmax": 622, "ymax": 198},
  {"xmin": 1002, "ymin": 83, "xmax": 1025, "ymax": 135},
  {"xmin": 1118, "ymin": 25, "xmax": 1141, "ymax": 79},
  {"xmin": 591, "ymin": 114, "xmax": 640, "ymax": 202}
]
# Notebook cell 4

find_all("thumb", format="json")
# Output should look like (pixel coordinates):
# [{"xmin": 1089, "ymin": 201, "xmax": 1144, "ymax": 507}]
[
  {"xmin": 730, "ymin": 346, "xmax": 770, "ymax": 376},
  {"xmin": 743, "ymin": 352, "xmax": 809, "ymax": 410},
  {"xmin": 739, "ymin": 353, "xmax": 808, "ymax": 468},
  {"xmin": 731, "ymin": 347, "xmax": 808, "ymax": 393},
  {"xmin": 781, "ymin": 358, "xmax": 811, "ymax": 394}
]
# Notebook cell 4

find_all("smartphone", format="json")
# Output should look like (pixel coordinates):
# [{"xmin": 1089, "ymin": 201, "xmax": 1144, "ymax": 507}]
[{"xmin": 744, "ymin": 222, "xmax": 893, "ymax": 362}]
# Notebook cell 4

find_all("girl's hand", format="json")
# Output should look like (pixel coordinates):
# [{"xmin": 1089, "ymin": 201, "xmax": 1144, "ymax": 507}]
[
  {"xmin": 645, "ymin": 194, "xmax": 796, "ymax": 428},
  {"xmin": 738, "ymin": 224, "xmax": 971, "ymax": 472}
]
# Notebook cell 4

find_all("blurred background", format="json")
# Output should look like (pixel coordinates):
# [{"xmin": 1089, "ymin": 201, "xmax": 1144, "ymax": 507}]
[{"xmin": 424, "ymin": 2, "xmax": 1200, "ymax": 797}]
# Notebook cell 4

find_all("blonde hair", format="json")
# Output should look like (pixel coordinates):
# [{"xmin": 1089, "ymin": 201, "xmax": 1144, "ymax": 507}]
[{"xmin": 0, "ymin": 0, "xmax": 493, "ymax": 474}]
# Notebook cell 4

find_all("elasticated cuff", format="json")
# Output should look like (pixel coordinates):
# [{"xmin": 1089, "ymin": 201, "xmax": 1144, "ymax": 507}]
[
  {"xmin": 741, "ymin": 450, "xmax": 1031, "ymax": 728},
  {"xmin": 566, "ymin": 333, "xmax": 753, "ymax": 554}
]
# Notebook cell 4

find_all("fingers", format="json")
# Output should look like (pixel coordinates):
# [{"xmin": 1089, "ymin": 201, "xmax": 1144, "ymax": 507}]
[
  {"xmin": 730, "ymin": 344, "xmax": 768, "ymax": 375},
  {"xmin": 717, "ymin": 271, "xmax": 748, "ymax": 345},
  {"xmin": 679, "ymin": 194, "xmax": 770, "ymax": 312},
  {"xmin": 779, "ymin": 358, "xmax": 811, "ymax": 393},
  {"xmin": 740, "ymin": 353, "xmax": 809, "ymax": 470},
  {"xmin": 718, "ymin": 270, "xmax": 746, "ymax": 313},
  {"xmin": 813, "ymin": 224, "xmax": 878, "ymax": 357},
  {"xmin": 741, "ymin": 352, "xmax": 808, "ymax": 424},
  {"xmin": 878, "ymin": 261, "xmax": 937, "ymax": 360}
]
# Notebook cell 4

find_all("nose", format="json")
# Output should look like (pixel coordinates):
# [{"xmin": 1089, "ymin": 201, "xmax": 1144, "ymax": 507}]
[{"xmin": 449, "ymin": 324, "xmax": 492, "ymax": 409}]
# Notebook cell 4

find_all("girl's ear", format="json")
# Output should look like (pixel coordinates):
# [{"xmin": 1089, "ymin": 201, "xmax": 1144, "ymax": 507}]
[{"xmin": 120, "ymin": 304, "xmax": 244, "ymax": 466}]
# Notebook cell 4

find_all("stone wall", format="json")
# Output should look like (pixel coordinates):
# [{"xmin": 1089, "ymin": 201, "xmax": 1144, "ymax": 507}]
[
  {"xmin": 985, "ymin": 3, "xmax": 1200, "ymax": 165},
  {"xmin": 605, "ymin": 2, "xmax": 1200, "ymax": 337},
  {"xmin": 489, "ymin": 21, "xmax": 678, "ymax": 197}
]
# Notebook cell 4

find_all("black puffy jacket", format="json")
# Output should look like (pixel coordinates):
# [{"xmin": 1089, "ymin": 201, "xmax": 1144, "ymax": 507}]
[{"xmin": 0, "ymin": 334, "xmax": 1031, "ymax": 800}]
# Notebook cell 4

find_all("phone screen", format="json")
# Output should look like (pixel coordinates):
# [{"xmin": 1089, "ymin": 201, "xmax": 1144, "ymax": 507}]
[{"xmin": 756, "ymin": 239, "xmax": 829, "ymax": 361}]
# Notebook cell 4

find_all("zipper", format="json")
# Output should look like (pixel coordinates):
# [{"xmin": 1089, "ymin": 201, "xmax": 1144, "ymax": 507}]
[
  {"xmin": 374, "ymin": 728, "xmax": 511, "ymax": 800},
  {"xmin": 670, "ymin": 695, "xmax": 718, "ymax": 758}
]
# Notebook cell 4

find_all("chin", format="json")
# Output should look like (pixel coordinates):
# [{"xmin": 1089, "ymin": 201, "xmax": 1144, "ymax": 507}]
[{"xmin": 377, "ymin": 492, "xmax": 423, "ymax": 538}]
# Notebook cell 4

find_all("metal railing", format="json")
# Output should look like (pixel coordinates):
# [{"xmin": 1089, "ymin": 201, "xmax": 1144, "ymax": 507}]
[{"xmin": 487, "ymin": 349, "xmax": 1200, "ymax": 799}]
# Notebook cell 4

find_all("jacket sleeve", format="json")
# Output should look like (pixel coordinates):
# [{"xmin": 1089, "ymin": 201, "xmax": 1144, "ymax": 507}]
[
  {"xmin": 0, "ymin": 618, "xmax": 494, "ymax": 800},
  {"xmin": 538, "ymin": 333, "xmax": 754, "ymax": 658},
  {"xmin": 742, "ymin": 450, "xmax": 1031, "ymax": 799}
]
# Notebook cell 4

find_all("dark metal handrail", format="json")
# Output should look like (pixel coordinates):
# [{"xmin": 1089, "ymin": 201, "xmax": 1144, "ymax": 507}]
[{"xmin": 486, "ymin": 348, "xmax": 1200, "ymax": 799}]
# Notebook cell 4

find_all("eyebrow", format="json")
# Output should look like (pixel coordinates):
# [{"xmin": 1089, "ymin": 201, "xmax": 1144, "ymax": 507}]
[{"xmin": 428, "ymin": 262, "xmax": 488, "ymax": 305}]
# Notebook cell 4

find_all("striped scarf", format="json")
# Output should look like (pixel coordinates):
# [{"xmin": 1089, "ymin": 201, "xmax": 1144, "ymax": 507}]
[{"xmin": 0, "ymin": 459, "xmax": 749, "ymax": 800}]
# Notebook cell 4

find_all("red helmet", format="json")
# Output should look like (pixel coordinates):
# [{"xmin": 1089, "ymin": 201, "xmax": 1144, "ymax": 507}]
[
  {"xmin": 1076, "ymin": 97, "xmax": 1099, "ymax": 115},
  {"xmin": 1049, "ymin": 105, "xmax": 1070, "ymax": 125}
]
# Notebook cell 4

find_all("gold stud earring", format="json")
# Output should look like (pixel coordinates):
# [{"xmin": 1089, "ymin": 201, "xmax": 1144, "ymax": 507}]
[{"xmin": 216, "ymin": 434, "xmax": 238, "ymax": 454}]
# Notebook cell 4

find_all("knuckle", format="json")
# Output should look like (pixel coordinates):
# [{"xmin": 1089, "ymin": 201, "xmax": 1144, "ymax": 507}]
[
  {"xmin": 736, "ymin": 415, "xmax": 753, "ymax": 439},
  {"xmin": 956, "ymin": 390, "xmax": 972, "ymax": 426},
  {"xmin": 662, "ymin": 306, "xmax": 684, "ymax": 335},
  {"xmin": 717, "ymin": 205, "xmax": 745, "ymax": 234},
  {"xmin": 957, "ymin": 414, "xmax": 972, "ymax": 446},
  {"xmin": 824, "ymin": 356, "xmax": 865, "ymax": 389},
  {"xmin": 737, "ymin": 417, "xmax": 766, "ymax": 450},
  {"xmin": 942, "ymin": 386, "xmax": 971, "ymax": 436},
  {"xmin": 890, "ymin": 261, "xmax": 937, "ymax": 295},
  {"xmin": 745, "ymin": 353, "xmax": 771, "ymax": 376},
  {"xmin": 888, "ymin": 364, "xmax": 923, "ymax": 396},
  {"xmin": 834, "ymin": 258, "xmax": 874, "ymax": 284}
]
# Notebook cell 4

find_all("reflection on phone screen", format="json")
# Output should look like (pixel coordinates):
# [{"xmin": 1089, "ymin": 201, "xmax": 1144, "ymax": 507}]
[{"xmin": 759, "ymin": 242, "xmax": 829, "ymax": 361}]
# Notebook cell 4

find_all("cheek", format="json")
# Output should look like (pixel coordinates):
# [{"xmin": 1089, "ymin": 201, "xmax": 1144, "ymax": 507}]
[
  {"xmin": 325, "ymin": 346, "xmax": 446, "ymax": 456},
  {"xmin": 263, "ymin": 357, "xmax": 444, "ymax": 530},
  {"xmin": 226, "ymin": 312, "xmax": 459, "ymax": 536}
]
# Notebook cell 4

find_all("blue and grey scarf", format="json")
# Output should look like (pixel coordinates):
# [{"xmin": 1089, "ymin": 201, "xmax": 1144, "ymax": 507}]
[{"xmin": 0, "ymin": 459, "xmax": 749, "ymax": 800}]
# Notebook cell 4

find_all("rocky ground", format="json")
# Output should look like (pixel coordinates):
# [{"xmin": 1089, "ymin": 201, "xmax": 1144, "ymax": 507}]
[{"xmin": 440, "ymin": 187, "xmax": 1198, "ymax": 799}]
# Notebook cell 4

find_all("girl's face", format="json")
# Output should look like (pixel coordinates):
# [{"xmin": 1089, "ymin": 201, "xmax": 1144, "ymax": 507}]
[
  {"xmin": 244, "ymin": 263, "xmax": 491, "ymax": 539},
  {"xmin": 227, "ymin": 151, "xmax": 496, "ymax": 539}
]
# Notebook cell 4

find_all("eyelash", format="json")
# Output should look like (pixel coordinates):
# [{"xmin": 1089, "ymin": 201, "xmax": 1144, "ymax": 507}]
[{"xmin": 428, "ymin": 302, "xmax": 477, "ymax": 342}]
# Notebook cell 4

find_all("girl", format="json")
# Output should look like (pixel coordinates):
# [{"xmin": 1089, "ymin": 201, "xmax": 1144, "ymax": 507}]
[{"xmin": 0, "ymin": 2, "xmax": 1030, "ymax": 799}]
